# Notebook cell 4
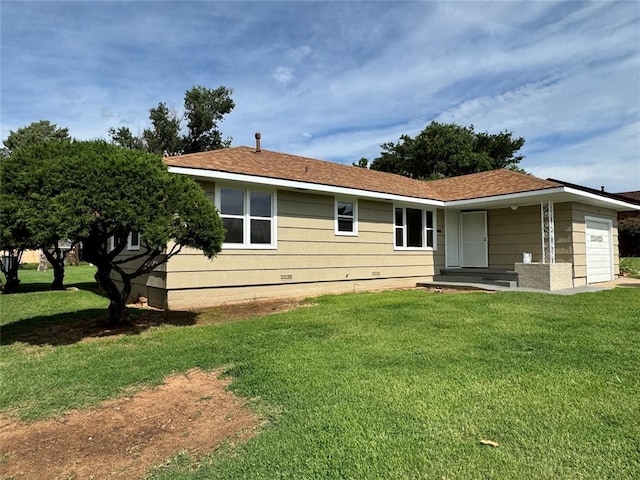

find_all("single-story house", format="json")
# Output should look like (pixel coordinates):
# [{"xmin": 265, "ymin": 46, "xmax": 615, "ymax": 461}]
[{"xmin": 129, "ymin": 136, "xmax": 640, "ymax": 309}]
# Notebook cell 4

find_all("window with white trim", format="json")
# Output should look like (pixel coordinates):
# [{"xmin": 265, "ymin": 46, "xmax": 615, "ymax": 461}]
[
  {"xmin": 335, "ymin": 198, "xmax": 358, "ymax": 235},
  {"xmin": 109, "ymin": 232, "xmax": 140, "ymax": 251},
  {"xmin": 218, "ymin": 187, "xmax": 276, "ymax": 248},
  {"xmin": 128, "ymin": 231, "xmax": 140, "ymax": 251},
  {"xmin": 109, "ymin": 235, "xmax": 124, "ymax": 252},
  {"xmin": 394, "ymin": 206, "xmax": 436, "ymax": 249}
]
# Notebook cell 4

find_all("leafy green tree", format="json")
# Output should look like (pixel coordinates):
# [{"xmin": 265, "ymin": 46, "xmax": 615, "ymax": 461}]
[
  {"xmin": 0, "ymin": 191, "xmax": 33, "ymax": 293},
  {"xmin": 107, "ymin": 126, "xmax": 146, "ymax": 151},
  {"xmin": 352, "ymin": 157, "xmax": 369, "ymax": 168},
  {"xmin": 4, "ymin": 141, "xmax": 225, "ymax": 324},
  {"xmin": 183, "ymin": 85, "xmax": 235, "ymax": 153},
  {"xmin": 143, "ymin": 103, "xmax": 183, "ymax": 156},
  {"xmin": 1, "ymin": 120, "xmax": 73, "ymax": 291},
  {"xmin": 369, "ymin": 121, "xmax": 526, "ymax": 179},
  {"xmin": 1, "ymin": 120, "xmax": 70, "ymax": 158},
  {"xmin": 110, "ymin": 85, "xmax": 235, "ymax": 156}
]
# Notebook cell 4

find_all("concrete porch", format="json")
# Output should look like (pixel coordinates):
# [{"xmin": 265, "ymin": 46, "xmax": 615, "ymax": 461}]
[{"xmin": 431, "ymin": 267, "xmax": 519, "ymax": 288}]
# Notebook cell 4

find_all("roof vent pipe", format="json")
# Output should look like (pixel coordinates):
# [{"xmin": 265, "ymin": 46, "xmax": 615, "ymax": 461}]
[
  {"xmin": 601, "ymin": 186, "xmax": 605, "ymax": 192},
  {"xmin": 255, "ymin": 132, "xmax": 261, "ymax": 153}
]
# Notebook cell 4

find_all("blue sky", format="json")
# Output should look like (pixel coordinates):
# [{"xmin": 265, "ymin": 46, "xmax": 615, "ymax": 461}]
[{"xmin": 2, "ymin": 0, "xmax": 639, "ymax": 192}]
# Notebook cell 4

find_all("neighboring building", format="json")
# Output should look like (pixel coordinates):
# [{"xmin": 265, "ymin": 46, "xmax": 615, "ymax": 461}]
[
  {"xmin": 615, "ymin": 191, "xmax": 640, "ymax": 257},
  {"xmin": 616, "ymin": 191, "xmax": 640, "ymax": 221},
  {"xmin": 123, "ymin": 138, "xmax": 640, "ymax": 309}
]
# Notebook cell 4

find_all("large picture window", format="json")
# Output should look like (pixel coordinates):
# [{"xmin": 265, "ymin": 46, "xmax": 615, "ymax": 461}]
[
  {"xmin": 394, "ymin": 206, "xmax": 435, "ymax": 250},
  {"xmin": 335, "ymin": 198, "xmax": 358, "ymax": 235},
  {"xmin": 219, "ymin": 187, "xmax": 276, "ymax": 248}
]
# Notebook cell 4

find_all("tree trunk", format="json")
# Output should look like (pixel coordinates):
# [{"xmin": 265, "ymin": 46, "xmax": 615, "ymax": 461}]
[
  {"xmin": 1, "ymin": 250, "xmax": 22, "ymax": 294},
  {"xmin": 2, "ymin": 271, "xmax": 20, "ymax": 294},
  {"xmin": 43, "ymin": 248, "xmax": 66, "ymax": 290},
  {"xmin": 94, "ymin": 264, "xmax": 130, "ymax": 326}
]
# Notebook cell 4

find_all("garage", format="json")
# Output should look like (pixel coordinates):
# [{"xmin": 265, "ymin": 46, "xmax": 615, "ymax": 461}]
[{"xmin": 585, "ymin": 217, "xmax": 613, "ymax": 284}]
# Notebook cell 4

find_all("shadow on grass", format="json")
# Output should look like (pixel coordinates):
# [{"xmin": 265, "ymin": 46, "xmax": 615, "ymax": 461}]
[{"xmin": 1, "ymin": 308, "xmax": 198, "ymax": 347}]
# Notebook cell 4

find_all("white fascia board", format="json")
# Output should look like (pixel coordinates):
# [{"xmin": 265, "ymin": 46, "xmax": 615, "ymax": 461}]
[
  {"xmin": 444, "ymin": 187, "xmax": 567, "ymax": 208},
  {"xmin": 562, "ymin": 187, "xmax": 640, "ymax": 211},
  {"xmin": 168, "ymin": 166, "xmax": 444, "ymax": 207},
  {"xmin": 445, "ymin": 186, "xmax": 640, "ymax": 211}
]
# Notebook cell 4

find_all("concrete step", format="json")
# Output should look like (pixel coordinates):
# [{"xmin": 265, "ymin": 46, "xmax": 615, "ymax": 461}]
[
  {"xmin": 438, "ymin": 268, "xmax": 518, "ymax": 282},
  {"xmin": 433, "ymin": 275, "xmax": 518, "ymax": 288}
]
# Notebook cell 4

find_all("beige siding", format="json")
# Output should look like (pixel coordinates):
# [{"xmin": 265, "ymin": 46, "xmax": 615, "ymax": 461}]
[
  {"xmin": 553, "ymin": 202, "xmax": 575, "ymax": 266},
  {"xmin": 167, "ymin": 277, "xmax": 427, "ymax": 310},
  {"xmin": 485, "ymin": 202, "xmax": 618, "ymax": 286},
  {"xmin": 163, "ymin": 188, "xmax": 438, "ymax": 308},
  {"xmin": 116, "ymin": 192, "xmax": 620, "ymax": 308},
  {"xmin": 109, "ymin": 245, "xmax": 168, "ymax": 308},
  {"xmin": 487, "ymin": 206, "xmax": 542, "ymax": 269}
]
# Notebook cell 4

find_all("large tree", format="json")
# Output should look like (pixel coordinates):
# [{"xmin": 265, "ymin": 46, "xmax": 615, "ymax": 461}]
[
  {"xmin": 1, "ymin": 120, "xmax": 73, "ymax": 291},
  {"xmin": 0, "ymin": 190, "xmax": 34, "ymax": 293},
  {"xmin": 1, "ymin": 120, "xmax": 70, "ymax": 158},
  {"xmin": 4, "ymin": 141, "xmax": 225, "ymax": 324},
  {"xmin": 369, "ymin": 121, "xmax": 526, "ymax": 179},
  {"xmin": 110, "ymin": 85, "xmax": 234, "ymax": 156}
]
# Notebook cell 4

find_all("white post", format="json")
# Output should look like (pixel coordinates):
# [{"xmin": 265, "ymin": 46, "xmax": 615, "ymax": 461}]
[{"xmin": 541, "ymin": 201, "xmax": 555, "ymax": 264}]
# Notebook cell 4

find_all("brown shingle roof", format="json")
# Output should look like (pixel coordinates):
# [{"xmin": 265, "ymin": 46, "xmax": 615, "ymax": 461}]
[
  {"xmin": 164, "ymin": 146, "xmax": 562, "ymax": 202},
  {"xmin": 428, "ymin": 169, "xmax": 561, "ymax": 201},
  {"xmin": 165, "ymin": 146, "xmax": 441, "ymax": 200},
  {"xmin": 615, "ymin": 191, "xmax": 640, "ymax": 203}
]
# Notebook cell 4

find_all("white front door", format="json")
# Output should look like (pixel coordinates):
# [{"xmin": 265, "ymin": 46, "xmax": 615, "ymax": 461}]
[
  {"xmin": 585, "ymin": 217, "xmax": 613, "ymax": 283},
  {"xmin": 461, "ymin": 211, "xmax": 488, "ymax": 267}
]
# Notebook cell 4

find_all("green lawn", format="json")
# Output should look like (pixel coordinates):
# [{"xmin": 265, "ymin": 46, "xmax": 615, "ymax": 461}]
[
  {"xmin": 1, "ymin": 273, "xmax": 639, "ymax": 479},
  {"xmin": 8, "ymin": 262, "xmax": 99, "ymax": 293}
]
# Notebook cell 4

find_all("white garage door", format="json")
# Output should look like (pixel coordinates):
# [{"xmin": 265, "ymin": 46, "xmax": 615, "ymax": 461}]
[{"xmin": 586, "ymin": 218, "xmax": 613, "ymax": 284}]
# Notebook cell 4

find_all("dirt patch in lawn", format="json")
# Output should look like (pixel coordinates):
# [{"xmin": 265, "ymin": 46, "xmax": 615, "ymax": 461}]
[
  {"xmin": 3, "ymin": 298, "xmax": 315, "ymax": 347},
  {"xmin": 0, "ymin": 369, "xmax": 261, "ymax": 480}
]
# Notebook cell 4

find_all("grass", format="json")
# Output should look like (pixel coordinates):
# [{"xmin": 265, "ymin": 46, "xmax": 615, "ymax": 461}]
[
  {"xmin": 1, "ymin": 274, "xmax": 639, "ymax": 479},
  {"xmin": 8, "ymin": 262, "xmax": 100, "ymax": 294}
]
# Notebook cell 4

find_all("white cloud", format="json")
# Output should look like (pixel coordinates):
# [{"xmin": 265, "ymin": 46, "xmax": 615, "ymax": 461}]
[
  {"xmin": 1, "ymin": 1, "xmax": 638, "ymax": 191},
  {"xmin": 273, "ymin": 66, "xmax": 294, "ymax": 85},
  {"xmin": 526, "ymin": 122, "xmax": 640, "ymax": 192}
]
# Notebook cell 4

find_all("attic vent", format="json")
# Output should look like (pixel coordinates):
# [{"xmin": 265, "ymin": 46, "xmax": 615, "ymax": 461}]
[{"xmin": 255, "ymin": 132, "xmax": 261, "ymax": 153}]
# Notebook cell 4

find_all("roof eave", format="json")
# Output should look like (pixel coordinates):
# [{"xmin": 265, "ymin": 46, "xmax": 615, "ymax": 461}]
[
  {"xmin": 169, "ymin": 165, "xmax": 639, "ymax": 212},
  {"xmin": 444, "ymin": 186, "xmax": 640, "ymax": 211},
  {"xmin": 168, "ymin": 165, "xmax": 444, "ymax": 207}
]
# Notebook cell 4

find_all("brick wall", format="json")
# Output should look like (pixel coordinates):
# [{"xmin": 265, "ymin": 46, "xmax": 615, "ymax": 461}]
[{"xmin": 515, "ymin": 262, "xmax": 574, "ymax": 290}]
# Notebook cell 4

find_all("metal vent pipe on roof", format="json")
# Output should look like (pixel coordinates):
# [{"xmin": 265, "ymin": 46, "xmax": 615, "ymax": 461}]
[{"xmin": 255, "ymin": 132, "xmax": 261, "ymax": 153}]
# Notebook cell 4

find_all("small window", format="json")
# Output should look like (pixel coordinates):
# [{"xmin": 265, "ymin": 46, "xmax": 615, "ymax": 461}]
[
  {"xmin": 109, "ymin": 235, "xmax": 127, "ymax": 252},
  {"xmin": 335, "ymin": 199, "xmax": 358, "ymax": 236},
  {"xmin": 394, "ymin": 206, "xmax": 436, "ymax": 250},
  {"xmin": 128, "ymin": 231, "xmax": 140, "ymax": 251},
  {"xmin": 217, "ymin": 187, "xmax": 276, "ymax": 248}
]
